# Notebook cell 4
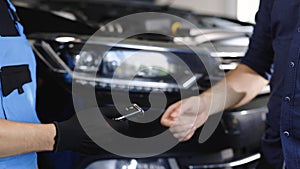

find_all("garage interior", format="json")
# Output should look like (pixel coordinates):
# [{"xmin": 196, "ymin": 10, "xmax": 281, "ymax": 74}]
[{"xmin": 8, "ymin": 0, "xmax": 269, "ymax": 169}]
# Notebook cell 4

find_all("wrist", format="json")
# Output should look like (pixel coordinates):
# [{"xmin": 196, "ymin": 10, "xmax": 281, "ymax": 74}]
[
  {"xmin": 199, "ymin": 93, "xmax": 211, "ymax": 116},
  {"xmin": 52, "ymin": 115, "xmax": 86, "ymax": 152},
  {"xmin": 44, "ymin": 123, "xmax": 57, "ymax": 151}
]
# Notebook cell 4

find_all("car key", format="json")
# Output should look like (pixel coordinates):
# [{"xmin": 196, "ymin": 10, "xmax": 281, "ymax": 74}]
[{"xmin": 113, "ymin": 104, "xmax": 144, "ymax": 121}]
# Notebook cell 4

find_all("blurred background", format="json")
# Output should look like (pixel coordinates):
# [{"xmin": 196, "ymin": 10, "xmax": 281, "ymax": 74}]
[
  {"xmin": 10, "ymin": 0, "xmax": 267, "ymax": 169},
  {"xmin": 159, "ymin": 0, "xmax": 259, "ymax": 23}
]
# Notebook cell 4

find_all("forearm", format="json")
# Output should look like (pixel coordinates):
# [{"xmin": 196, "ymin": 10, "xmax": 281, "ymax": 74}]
[
  {"xmin": 0, "ymin": 119, "xmax": 56, "ymax": 158},
  {"xmin": 161, "ymin": 64, "xmax": 269, "ymax": 141},
  {"xmin": 201, "ymin": 64, "xmax": 269, "ymax": 116}
]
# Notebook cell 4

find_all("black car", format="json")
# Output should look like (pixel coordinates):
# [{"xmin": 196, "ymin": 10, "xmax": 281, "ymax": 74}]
[{"xmin": 13, "ymin": 1, "xmax": 269, "ymax": 169}]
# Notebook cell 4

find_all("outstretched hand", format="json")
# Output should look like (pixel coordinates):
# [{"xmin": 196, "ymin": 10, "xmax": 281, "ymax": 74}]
[{"xmin": 161, "ymin": 96, "xmax": 209, "ymax": 141}]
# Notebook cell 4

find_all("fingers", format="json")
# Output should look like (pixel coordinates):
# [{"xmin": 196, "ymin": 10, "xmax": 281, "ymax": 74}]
[
  {"xmin": 161, "ymin": 99, "xmax": 195, "ymax": 127},
  {"xmin": 160, "ymin": 101, "xmax": 181, "ymax": 127},
  {"xmin": 182, "ymin": 130, "xmax": 196, "ymax": 142},
  {"xmin": 169, "ymin": 124, "xmax": 193, "ymax": 133},
  {"xmin": 170, "ymin": 124, "xmax": 196, "ymax": 142},
  {"xmin": 161, "ymin": 96, "xmax": 208, "ymax": 142},
  {"xmin": 164, "ymin": 101, "xmax": 181, "ymax": 117},
  {"xmin": 169, "ymin": 111, "xmax": 207, "ymax": 142}
]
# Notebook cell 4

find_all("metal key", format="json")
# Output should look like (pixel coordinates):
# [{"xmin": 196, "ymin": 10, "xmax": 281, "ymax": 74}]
[{"xmin": 113, "ymin": 104, "xmax": 144, "ymax": 121}]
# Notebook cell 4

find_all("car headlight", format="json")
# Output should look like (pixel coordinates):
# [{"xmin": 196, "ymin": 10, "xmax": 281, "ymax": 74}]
[
  {"xmin": 74, "ymin": 51, "xmax": 101, "ymax": 72},
  {"xmin": 29, "ymin": 33, "xmax": 223, "ymax": 92}
]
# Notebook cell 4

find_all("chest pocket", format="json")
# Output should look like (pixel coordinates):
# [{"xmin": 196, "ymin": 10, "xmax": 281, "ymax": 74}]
[
  {"xmin": 1, "ymin": 65, "xmax": 32, "ymax": 97},
  {"xmin": 0, "ymin": 64, "xmax": 39, "ymax": 123}
]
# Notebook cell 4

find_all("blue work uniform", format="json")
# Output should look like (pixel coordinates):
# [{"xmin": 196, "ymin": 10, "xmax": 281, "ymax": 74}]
[
  {"xmin": 241, "ymin": 0, "xmax": 300, "ymax": 168},
  {"xmin": 0, "ymin": 0, "xmax": 40, "ymax": 168}
]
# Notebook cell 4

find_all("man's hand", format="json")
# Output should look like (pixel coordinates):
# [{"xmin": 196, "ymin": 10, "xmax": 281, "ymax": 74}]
[
  {"xmin": 161, "ymin": 64, "xmax": 270, "ymax": 142},
  {"xmin": 161, "ymin": 96, "xmax": 209, "ymax": 141}
]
